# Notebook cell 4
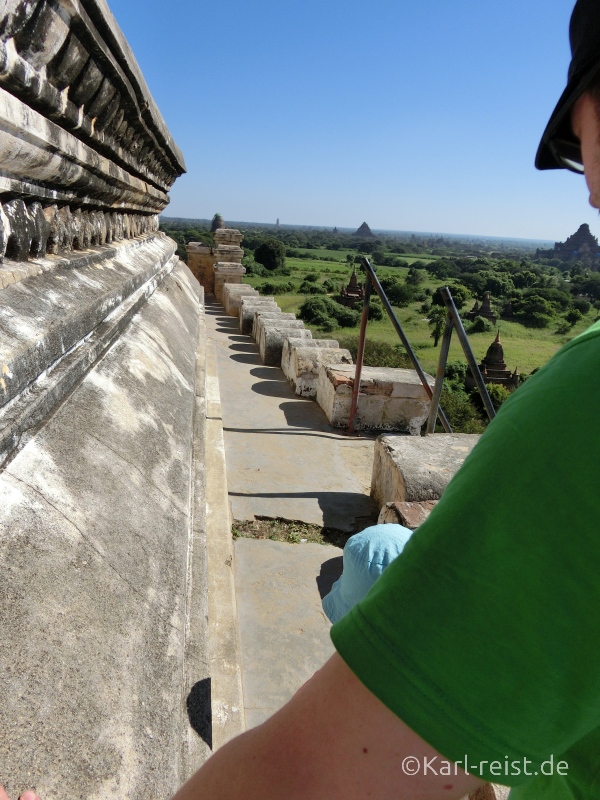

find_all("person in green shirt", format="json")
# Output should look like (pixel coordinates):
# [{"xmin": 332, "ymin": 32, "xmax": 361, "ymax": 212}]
[{"xmin": 4, "ymin": 1, "xmax": 600, "ymax": 799}]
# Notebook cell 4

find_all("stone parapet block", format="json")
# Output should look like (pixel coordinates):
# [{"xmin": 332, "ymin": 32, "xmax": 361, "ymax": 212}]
[
  {"xmin": 258, "ymin": 322, "xmax": 311, "ymax": 367},
  {"xmin": 281, "ymin": 338, "xmax": 340, "ymax": 383},
  {"xmin": 371, "ymin": 432, "xmax": 481, "ymax": 509},
  {"xmin": 214, "ymin": 228, "xmax": 244, "ymax": 247},
  {"xmin": 316, "ymin": 364, "xmax": 435, "ymax": 434},
  {"xmin": 377, "ymin": 500, "xmax": 438, "ymax": 528},
  {"xmin": 239, "ymin": 298, "xmax": 279, "ymax": 334},
  {"xmin": 223, "ymin": 284, "xmax": 259, "ymax": 316},
  {"xmin": 288, "ymin": 346, "xmax": 353, "ymax": 398},
  {"xmin": 252, "ymin": 310, "xmax": 295, "ymax": 342},
  {"xmin": 213, "ymin": 262, "xmax": 246, "ymax": 304},
  {"xmin": 214, "ymin": 244, "xmax": 243, "ymax": 264},
  {"xmin": 186, "ymin": 242, "xmax": 212, "ymax": 253}
]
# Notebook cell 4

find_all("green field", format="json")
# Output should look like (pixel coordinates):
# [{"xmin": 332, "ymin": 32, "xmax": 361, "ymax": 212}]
[{"xmin": 243, "ymin": 256, "xmax": 596, "ymax": 376}]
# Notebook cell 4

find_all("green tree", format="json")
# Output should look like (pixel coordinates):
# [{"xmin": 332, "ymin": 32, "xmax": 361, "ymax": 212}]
[
  {"xmin": 428, "ymin": 306, "xmax": 448, "ymax": 347},
  {"xmin": 254, "ymin": 238, "xmax": 286, "ymax": 272},
  {"xmin": 566, "ymin": 308, "xmax": 583, "ymax": 326},
  {"xmin": 432, "ymin": 284, "xmax": 470, "ymax": 310}
]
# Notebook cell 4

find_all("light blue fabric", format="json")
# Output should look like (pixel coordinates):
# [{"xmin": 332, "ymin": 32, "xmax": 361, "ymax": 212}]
[{"xmin": 322, "ymin": 524, "xmax": 414, "ymax": 624}]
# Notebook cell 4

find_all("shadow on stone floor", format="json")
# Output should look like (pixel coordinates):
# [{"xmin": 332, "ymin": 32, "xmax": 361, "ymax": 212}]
[
  {"xmin": 222, "ymin": 425, "xmax": 353, "ymax": 442},
  {"xmin": 316, "ymin": 556, "xmax": 344, "ymax": 599},
  {"xmin": 229, "ymin": 343, "xmax": 257, "ymax": 352},
  {"xmin": 251, "ymin": 380, "xmax": 294, "ymax": 398},
  {"xmin": 229, "ymin": 353, "xmax": 263, "ymax": 364}
]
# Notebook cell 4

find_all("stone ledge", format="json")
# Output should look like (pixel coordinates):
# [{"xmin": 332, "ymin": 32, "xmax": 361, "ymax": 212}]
[
  {"xmin": 0, "ymin": 233, "xmax": 176, "ymax": 411},
  {"xmin": 0, "ymin": 250, "xmax": 178, "ymax": 466},
  {"xmin": 371, "ymin": 432, "xmax": 481, "ymax": 508}
]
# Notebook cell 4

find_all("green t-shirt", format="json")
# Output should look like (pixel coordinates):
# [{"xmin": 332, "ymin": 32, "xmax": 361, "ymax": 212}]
[{"xmin": 331, "ymin": 321, "xmax": 600, "ymax": 800}]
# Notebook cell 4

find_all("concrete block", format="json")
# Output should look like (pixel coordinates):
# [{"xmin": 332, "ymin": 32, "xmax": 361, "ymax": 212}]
[
  {"xmin": 214, "ymin": 262, "xmax": 246, "ymax": 304},
  {"xmin": 377, "ymin": 500, "xmax": 438, "ymax": 528},
  {"xmin": 223, "ymin": 284, "xmax": 259, "ymax": 316},
  {"xmin": 316, "ymin": 364, "xmax": 434, "ymax": 434},
  {"xmin": 239, "ymin": 299, "xmax": 279, "ymax": 335},
  {"xmin": 290, "ymin": 346, "xmax": 353, "ymax": 398},
  {"xmin": 258, "ymin": 323, "xmax": 311, "ymax": 366},
  {"xmin": 281, "ymin": 338, "xmax": 340, "ymax": 384},
  {"xmin": 252, "ymin": 310, "xmax": 295, "ymax": 342},
  {"xmin": 371, "ymin": 432, "xmax": 481, "ymax": 508}
]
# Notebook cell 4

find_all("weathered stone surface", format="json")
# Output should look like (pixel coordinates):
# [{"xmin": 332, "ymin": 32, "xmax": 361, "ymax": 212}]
[
  {"xmin": 316, "ymin": 364, "xmax": 435, "ymax": 433},
  {"xmin": 186, "ymin": 242, "xmax": 215, "ymax": 292},
  {"xmin": 250, "ymin": 308, "xmax": 287, "ymax": 340},
  {"xmin": 214, "ymin": 228, "xmax": 243, "ymax": 247},
  {"xmin": 0, "ymin": 261, "xmax": 209, "ymax": 800},
  {"xmin": 186, "ymin": 231, "xmax": 245, "ymax": 295},
  {"xmin": 213, "ymin": 262, "xmax": 246, "ymax": 304},
  {"xmin": 0, "ymin": 233, "xmax": 176, "ymax": 421},
  {"xmin": 0, "ymin": 7, "xmax": 205, "ymax": 796},
  {"xmin": 222, "ymin": 283, "xmax": 259, "ymax": 316},
  {"xmin": 253, "ymin": 311, "xmax": 297, "ymax": 343},
  {"xmin": 239, "ymin": 298, "xmax": 279, "ymax": 335},
  {"xmin": 0, "ymin": 0, "xmax": 185, "ymax": 197},
  {"xmin": 371, "ymin": 432, "xmax": 481, "ymax": 508},
  {"xmin": 377, "ymin": 500, "xmax": 438, "ymax": 528},
  {"xmin": 3, "ymin": 198, "xmax": 35, "ymax": 261},
  {"xmin": 288, "ymin": 346, "xmax": 353, "ymax": 398},
  {"xmin": 281, "ymin": 338, "xmax": 340, "ymax": 384},
  {"xmin": 258, "ymin": 323, "xmax": 311, "ymax": 367}
]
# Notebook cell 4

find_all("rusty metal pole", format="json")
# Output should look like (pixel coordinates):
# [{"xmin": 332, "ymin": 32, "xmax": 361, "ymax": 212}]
[
  {"xmin": 440, "ymin": 286, "xmax": 496, "ymax": 421},
  {"xmin": 426, "ymin": 312, "xmax": 454, "ymax": 434},
  {"xmin": 348, "ymin": 273, "xmax": 372, "ymax": 434},
  {"xmin": 361, "ymin": 257, "xmax": 452, "ymax": 434}
]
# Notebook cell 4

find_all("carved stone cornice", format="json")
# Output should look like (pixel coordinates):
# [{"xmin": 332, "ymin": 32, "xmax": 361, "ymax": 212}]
[
  {"xmin": 0, "ymin": 0, "xmax": 185, "ymax": 192},
  {"xmin": 0, "ymin": 0, "xmax": 184, "ymax": 262}
]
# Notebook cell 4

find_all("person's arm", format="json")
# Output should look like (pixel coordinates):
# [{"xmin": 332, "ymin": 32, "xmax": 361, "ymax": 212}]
[{"xmin": 173, "ymin": 652, "xmax": 484, "ymax": 800}]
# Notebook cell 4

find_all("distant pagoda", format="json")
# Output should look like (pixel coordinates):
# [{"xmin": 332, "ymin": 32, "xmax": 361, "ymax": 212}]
[
  {"xmin": 354, "ymin": 221, "xmax": 374, "ymax": 238},
  {"xmin": 465, "ymin": 291, "xmax": 497, "ymax": 325},
  {"xmin": 537, "ymin": 223, "xmax": 600, "ymax": 263},
  {"xmin": 339, "ymin": 265, "xmax": 365, "ymax": 308},
  {"xmin": 554, "ymin": 223, "xmax": 599, "ymax": 259},
  {"xmin": 466, "ymin": 331, "xmax": 519, "ymax": 391}
]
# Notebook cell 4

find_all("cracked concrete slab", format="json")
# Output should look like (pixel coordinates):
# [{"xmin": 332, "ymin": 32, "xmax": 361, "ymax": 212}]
[{"xmin": 234, "ymin": 538, "xmax": 341, "ymax": 728}]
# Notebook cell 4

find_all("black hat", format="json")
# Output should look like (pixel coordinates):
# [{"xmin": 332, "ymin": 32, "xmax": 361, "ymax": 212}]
[{"xmin": 536, "ymin": 0, "xmax": 600, "ymax": 171}]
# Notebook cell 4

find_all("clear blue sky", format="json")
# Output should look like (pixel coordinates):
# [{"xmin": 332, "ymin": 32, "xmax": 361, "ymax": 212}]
[{"xmin": 107, "ymin": 0, "xmax": 596, "ymax": 242}]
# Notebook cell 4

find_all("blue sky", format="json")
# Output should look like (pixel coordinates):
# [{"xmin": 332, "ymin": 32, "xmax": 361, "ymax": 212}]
[{"xmin": 107, "ymin": 0, "xmax": 596, "ymax": 242}]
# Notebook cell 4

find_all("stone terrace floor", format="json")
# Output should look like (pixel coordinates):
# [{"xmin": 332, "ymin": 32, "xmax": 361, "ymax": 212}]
[{"xmin": 205, "ymin": 298, "xmax": 378, "ymax": 727}]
